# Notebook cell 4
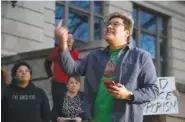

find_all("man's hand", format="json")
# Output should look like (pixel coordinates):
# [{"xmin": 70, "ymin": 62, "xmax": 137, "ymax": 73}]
[
  {"xmin": 106, "ymin": 83, "xmax": 132, "ymax": 100},
  {"xmin": 54, "ymin": 20, "xmax": 68, "ymax": 50}
]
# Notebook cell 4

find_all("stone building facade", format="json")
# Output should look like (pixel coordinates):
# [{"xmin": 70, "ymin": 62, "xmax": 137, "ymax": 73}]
[{"xmin": 1, "ymin": 1, "xmax": 185, "ymax": 122}]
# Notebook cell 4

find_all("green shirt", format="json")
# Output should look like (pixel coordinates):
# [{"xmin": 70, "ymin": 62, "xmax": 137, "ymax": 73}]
[{"xmin": 93, "ymin": 48, "xmax": 121, "ymax": 122}]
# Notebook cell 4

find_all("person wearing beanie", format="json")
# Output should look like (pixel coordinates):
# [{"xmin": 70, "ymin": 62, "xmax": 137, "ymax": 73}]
[{"xmin": 2, "ymin": 61, "xmax": 50, "ymax": 122}]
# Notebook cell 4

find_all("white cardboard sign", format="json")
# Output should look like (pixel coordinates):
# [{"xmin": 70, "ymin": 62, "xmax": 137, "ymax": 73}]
[{"xmin": 143, "ymin": 77, "xmax": 179, "ymax": 115}]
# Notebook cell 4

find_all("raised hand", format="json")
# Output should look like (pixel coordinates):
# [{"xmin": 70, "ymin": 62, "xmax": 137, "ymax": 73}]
[{"xmin": 54, "ymin": 20, "xmax": 68, "ymax": 50}]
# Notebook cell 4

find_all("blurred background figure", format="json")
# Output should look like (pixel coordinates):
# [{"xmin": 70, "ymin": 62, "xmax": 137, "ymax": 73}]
[
  {"xmin": 52, "ymin": 76, "xmax": 85, "ymax": 122},
  {"xmin": 1, "ymin": 68, "xmax": 11, "ymax": 96},
  {"xmin": 2, "ymin": 61, "xmax": 50, "ymax": 122},
  {"xmin": 44, "ymin": 32, "xmax": 79, "ymax": 120}
]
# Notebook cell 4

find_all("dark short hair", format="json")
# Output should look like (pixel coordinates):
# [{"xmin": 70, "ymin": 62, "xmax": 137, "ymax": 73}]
[
  {"xmin": 68, "ymin": 76, "xmax": 81, "ymax": 83},
  {"xmin": 11, "ymin": 61, "xmax": 32, "ymax": 79}
]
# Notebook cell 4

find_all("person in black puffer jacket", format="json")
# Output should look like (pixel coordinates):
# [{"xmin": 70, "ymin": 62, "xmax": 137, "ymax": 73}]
[{"xmin": 1, "ymin": 61, "xmax": 50, "ymax": 122}]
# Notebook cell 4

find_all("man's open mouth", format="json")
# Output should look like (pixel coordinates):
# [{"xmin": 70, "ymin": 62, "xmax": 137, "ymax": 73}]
[{"xmin": 106, "ymin": 31, "xmax": 114, "ymax": 34}]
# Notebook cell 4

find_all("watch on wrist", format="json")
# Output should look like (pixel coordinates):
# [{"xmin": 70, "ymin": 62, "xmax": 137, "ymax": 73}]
[{"xmin": 127, "ymin": 92, "xmax": 134, "ymax": 101}]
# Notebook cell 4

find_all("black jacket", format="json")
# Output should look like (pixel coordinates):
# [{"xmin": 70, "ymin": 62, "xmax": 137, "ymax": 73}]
[
  {"xmin": 1, "ymin": 81, "xmax": 50, "ymax": 122},
  {"xmin": 1, "ymin": 70, "xmax": 7, "ymax": 97}
]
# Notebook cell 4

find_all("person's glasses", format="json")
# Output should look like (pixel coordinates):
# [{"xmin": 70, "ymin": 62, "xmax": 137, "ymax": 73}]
[
  {"xmin": 106, "ymin": 21, "xmax": 124, "ymax": 27},
  {"xmin": 16, "ymin": 69, "xmax": 30, "ymax": 74}
]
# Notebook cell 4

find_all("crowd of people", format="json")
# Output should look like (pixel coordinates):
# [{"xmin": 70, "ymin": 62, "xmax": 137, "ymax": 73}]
[
  {"xmin": 1, "ymin": 31, "xmax": 82, "ymax": 122},
  {"xmin": 1, "ymin": 11, "xmax": 179, "ymax": 122}
]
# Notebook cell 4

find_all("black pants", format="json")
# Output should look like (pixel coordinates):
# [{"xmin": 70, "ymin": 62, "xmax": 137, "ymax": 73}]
[
  {"xmin": 51, "ymin": 81, "xmax": 67, "ymax": 122},
  {"xmin": 51, "ymin": 81, "xmax": 67, "ymax": 104}
]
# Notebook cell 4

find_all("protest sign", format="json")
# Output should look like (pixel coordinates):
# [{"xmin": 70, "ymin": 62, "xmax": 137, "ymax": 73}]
[{"xmin": 143, "ymin": 77, "xmax": 179, "ymax": 115}]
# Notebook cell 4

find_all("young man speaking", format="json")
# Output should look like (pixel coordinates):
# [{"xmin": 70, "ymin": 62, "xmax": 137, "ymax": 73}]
[{"xmin": 55, "ymin": 12, "xmax": 159, "ymax": 122}]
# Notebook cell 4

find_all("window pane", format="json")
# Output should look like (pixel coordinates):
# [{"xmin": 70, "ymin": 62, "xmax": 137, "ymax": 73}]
[
  {"xmin": 160, "ymin": 38, "xmax": 166, "ymax": 76},
  {"xmin": 68, "ymin": 12, "xmax": 89, "ymax": 42},
  {"xmin": 160, "ymin": 38, "xmax": 165, "ymax": 62},
  {"xmin": 159, "ymin": 18, "xmax": 167, "ymax": 36},
  {"xmin": 140, "ymin": 33, "xmax": 156, "ymax": 59},
  {"xmin": 69, "ymin": 1, "xmax": 90, "ymax": 10},
  {"xmin": 55, "ymin": 5, "xmax": 64, "ymax": 25},
  {"xmin": 94, "ymin": 17, "xmax": 103, "ymax": 40},
  {"xmin": 140, "ymin": 11, "xmax": 157, "ymax": 33},
  {"xmin": 153, "ymin": 59, "xmax": 157, "ymax": 68},
  {"xmin": 132, "ymin": 30, "xmax": 137, "ymax": 47},
  {"xmin": 94, "ymin": 1, "xmax": 103, "ymax": 14},
  {"xmin": 133, "ymin": 8, "xmax": 137, "ymax": 28}
]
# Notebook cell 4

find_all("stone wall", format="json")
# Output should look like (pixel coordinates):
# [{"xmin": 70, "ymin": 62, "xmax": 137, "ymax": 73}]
[{"xmin": 1, "ymin": 1, "xmax": 55, "ymax": 56}]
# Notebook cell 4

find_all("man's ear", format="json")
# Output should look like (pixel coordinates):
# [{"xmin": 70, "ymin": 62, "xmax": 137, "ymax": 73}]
[{"xmin": 125, "ymin": 30, "xmax": 130, "ymax": 38}]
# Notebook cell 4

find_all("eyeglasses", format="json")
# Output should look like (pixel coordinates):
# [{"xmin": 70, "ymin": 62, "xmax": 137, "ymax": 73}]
[
  {"xmin": 16, "ymin": 69, "xmax": 31, "ymax": 74},
  {"xmin": 106, "ymin": 21, "xmax": 124, "ymax": 27}
]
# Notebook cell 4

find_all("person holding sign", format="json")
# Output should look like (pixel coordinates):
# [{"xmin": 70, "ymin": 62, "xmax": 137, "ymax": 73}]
[{"xmin": 55, "ymin": 12, "xmax": 159, "ymax": 122}]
